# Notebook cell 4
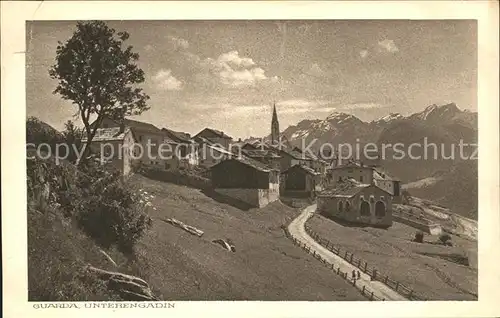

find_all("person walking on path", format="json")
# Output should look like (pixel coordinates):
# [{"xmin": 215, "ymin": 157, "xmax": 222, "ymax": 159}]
[
  {"xmin": 357, "ymin": 270, "xmax": 361, "ymax": 280},
  {"xmin": 352, "ymin": 270, "xmax": 356, "ymax": 281}
]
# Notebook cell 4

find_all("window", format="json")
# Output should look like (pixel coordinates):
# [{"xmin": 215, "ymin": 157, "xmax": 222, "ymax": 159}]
[
  {"xmin": 139, "ymin": 135, "xmax": 143, "ymax": 142},
  {"xmin": 375, "ymin": 201, "xmax": 386, "ymax": 218},
  {"xmin": 360, "ymin": 200, "xmax": 370, "ymax": 216},
  {"xmin": 359, "ymin": 176, "xmax": 364, "ymax": 182}
]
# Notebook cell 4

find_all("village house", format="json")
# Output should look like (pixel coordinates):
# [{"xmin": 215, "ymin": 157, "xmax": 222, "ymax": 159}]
[
  {"xmin": 162, "ymin": 128, "xmax": 199, "ymax": 168},
  {"xmin": 210, "ymin": 157, "xmax": 280, "ymax": 208},
  {"xmin": 330, "ymin": 160, "xmax": 401, "ymax": 202},
  {"xmin": 94, "ymin": 117, "xmax": 166, "ymax": 168},
  {"xmin": 280, "ymin": 164, "xmax": 323, "ymax": 198},
  {"xmin": 195, "ymin": 136, "xmax": 234, "ymax": 168},
  {"xmin": 194, "ymin": 128, "xmax": 233, "ymax": 149},
  {"xmin": 275, "ymin": 147, "xmax": 314, "ymax": 172},
  {"xmin": 81, "ymin": 127, "xmax": 138, "ymax": 176},
  {"xmin": 316, "ymin": 179, "xmax": 393, "ymax": 228},
  {"xmin": 240, "ymin": 149, "xmax": 281, "ymax": 170}
]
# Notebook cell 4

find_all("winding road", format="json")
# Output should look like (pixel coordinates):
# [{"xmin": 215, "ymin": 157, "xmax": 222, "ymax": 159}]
[{"xmin": 287, "ymin": 204, "xmax": 408, "ymax": 301}]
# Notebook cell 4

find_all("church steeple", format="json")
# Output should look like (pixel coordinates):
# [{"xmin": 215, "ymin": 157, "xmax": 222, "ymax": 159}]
[{"xmin": 271, "ymin": 102, "xmax": 280, "ymax": 145}]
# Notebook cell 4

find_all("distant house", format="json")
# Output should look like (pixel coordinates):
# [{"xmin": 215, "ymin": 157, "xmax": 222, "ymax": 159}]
[
  {"xmin": 281, "ymin": 164, "xmax": 323, "ymax": 198},
  {"xmin": 95, "ymin": 117, "xmax": 166, "ymax": 168},
  {"xmin": 372, "ymin": 168, "xmax": 401, "ymax": 203},
  {"xmin": 241, "ymin": 149, "xmax": 281, "ymax": 170},
  {"xmin": 81, "ymin": 127, "xmax": 138, "ymax": 176},
  {"xmin": 194, "ymin": 128, "xmax": 233, "ymax": 149},
  {"xmin": 316, "ymin": 179, "xmax": 393, "ymax": 228},
  {"xmin": 330, "ymin": 161, "xmax": 374, "ymax": 184},
  {"xmin": 330, "ymin": 160, "xmax": 401, "ymax": 203},
  {"xmin": 195, "ymin": 137, "xmax": 234, "ymax": 168},
  {"xmin": 162, "ymin": 128, "xmax": 199, "ymax": 168},
  {"xmin": 210, "ymin": 157, "xmax": 280, "ymax": 208},
  {"xmin": 275, "ymin": 147, "xmax": 314, "ymax": 172}
]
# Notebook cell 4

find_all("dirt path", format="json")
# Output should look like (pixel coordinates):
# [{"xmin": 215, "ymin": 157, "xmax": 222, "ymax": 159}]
[{"xmin": 288, "ymin": 204, "xmax": 408, "ymax": 301}]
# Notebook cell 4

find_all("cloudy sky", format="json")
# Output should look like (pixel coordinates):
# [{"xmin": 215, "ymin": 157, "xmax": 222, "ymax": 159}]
[{"xmin": 27, "ymin": 20, "xmax": 477, "ymax": 139}]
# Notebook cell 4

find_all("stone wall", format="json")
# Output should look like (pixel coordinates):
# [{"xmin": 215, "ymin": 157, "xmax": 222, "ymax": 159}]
[
  {"xmin": 317, "ymin": 186, "xmax": 392, "ymax": 228},
  {"xmin": 215, "ymin": 185, "xmax": 279, "ymax": 208}
]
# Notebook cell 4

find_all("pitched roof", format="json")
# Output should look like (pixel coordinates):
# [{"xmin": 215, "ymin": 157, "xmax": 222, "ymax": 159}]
[
  {"xmin": 162, "ymin": 128, "xmax": 193, "ymax": 143},
  {"xmin": 332, "ymin": 160, "xmax": 371, "ymax": 170},
  {"xmin": 195, "ymin": 128, "xmax": 232, "ymax": 139},
  {"xmin": 241, "ymin": 149, "xmax": 280, "ymax": 159},
  {"xmin": 123, "ymin": 118, "xmax": 162, "ymax": 133},
  {"xmin": 279, "ymin": 147, "xmax": 312, "ymax": 160},
  {"xmin": 373, "ymin": 168, "xmax": 400, "ymax": 181},
  {"xmin": 82, "ymin": 127, "xmax": 133, "ymax": 142},
  {"xmin": 210, "ymin": 156, "xmax": 276, "ymax": 173},
  {"xmin": 282, "ymin": 164, "xmax": 321, "ymax": 176},
  {"xmin": 318, "ymin": 179, "xmax": 370, "ymax": 197}
]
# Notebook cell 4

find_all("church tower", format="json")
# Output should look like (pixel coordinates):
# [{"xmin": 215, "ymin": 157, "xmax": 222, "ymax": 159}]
[{"xmin": 271, "ymin": 102, "xmax": 280, "ymax": 145}]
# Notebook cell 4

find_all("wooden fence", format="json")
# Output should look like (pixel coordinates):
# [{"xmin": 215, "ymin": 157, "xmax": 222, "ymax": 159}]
[
  {"xmin": 282, "ymin": 225, "xmax": 386, "ymax": 301},
  {"xmin": 302, "ymin": 224, "xmax": 426, "ymax": 300}
]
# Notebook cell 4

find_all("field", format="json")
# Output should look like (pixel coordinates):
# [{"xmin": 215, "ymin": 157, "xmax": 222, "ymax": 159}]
[
  {"xmin": 128, "ymin": 175, "xmax": 365, "ymax": 300},
  {"xmin": 307, "ymin": 213, "xmax": 477, "ymax": 300}
]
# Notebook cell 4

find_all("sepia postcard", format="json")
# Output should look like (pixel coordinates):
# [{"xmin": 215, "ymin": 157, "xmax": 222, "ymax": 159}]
[{"xmin": 1, "ymin": 1, "xmax": 499, "ymax": 318}]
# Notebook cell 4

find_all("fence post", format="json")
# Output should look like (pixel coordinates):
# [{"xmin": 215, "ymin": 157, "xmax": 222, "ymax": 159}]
[
  {"xmin": 345, "ymin": 251, "xmax": 348, "ymax": 259},
  {"xmin": 350, "ymin": 254, "xmax": 354, "ymax": 263},
  {"xmin": 408, "ymin": 290, "xmax": 413, "ymax": 299},
  {"xmin": 384, "ymin": 276, "xmax": 388, "ymax": 284},
  {"xmin": 364, "ymin": 262, "xmax": 368, "ymax": 272},
  {"xmin": 395, "ymin": 281, "xmax": 399, "ymax": 291},
  {"xmin": 370, "ymin": 291, "xmax": 374, "ymax": 300},
  {"xmin": 372, "ymin": 269, "xmax": 377, "ymax": 281},
  {"xmin": 337, "ymin": 267, "xmax": 340, "ymax": 275},
  {"xmin": 362, "ymin": 286, "xmax": 365, "ymax": 294}
]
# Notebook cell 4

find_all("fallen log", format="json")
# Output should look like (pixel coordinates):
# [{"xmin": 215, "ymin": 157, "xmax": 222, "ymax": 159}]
[
  {"xmin": 164, "ymin": 218, "xmax": 204, "ymax": 237},
  {"xmin": 86, "ymin": 265, "xmax": 159, "ymax": 301},
  {"xmin": 212, "ymin": 239, "xmax": 236, "ymax": 252}
]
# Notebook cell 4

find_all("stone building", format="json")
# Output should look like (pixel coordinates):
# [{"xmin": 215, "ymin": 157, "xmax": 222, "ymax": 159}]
[
  {"xmin": 317, "ymin": 179, "xmax": 393, "ymax": 228},
  {"xmin": 81, "ymin": 127, "xmax": 138, "ymax": 176},
  {"xmin": 330, "ymin": 160, "xmax": 401, "ymax": 203},
  {"xmin": 210, "ymin": 157, "xmax": 280, "ymax": 208}
]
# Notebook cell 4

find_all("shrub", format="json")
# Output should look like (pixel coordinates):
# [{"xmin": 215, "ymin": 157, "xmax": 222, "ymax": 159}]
[
  {"xmin": 439, "ymin": 233, "xmax": 452, "ymax": 245},
  {"xmin": 61, "ymin": 161, "xmax": 152, "ymax": 254},
  {"xmin": 414, "ymin": 230, "xmax": 424, "ymax": 243}
]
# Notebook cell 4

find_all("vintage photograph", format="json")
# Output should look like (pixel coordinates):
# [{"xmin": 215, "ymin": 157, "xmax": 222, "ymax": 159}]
[{"xmin": 24, "ymin": 18, "xmax": 479, "ymax": 302}]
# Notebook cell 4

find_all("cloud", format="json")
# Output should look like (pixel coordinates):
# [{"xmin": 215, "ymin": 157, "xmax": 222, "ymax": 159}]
[
  {"xmin": 152, "ymin": 69, "xmax": 183, "ymax": 91},
  {"xmin": 217, "ymin": 50, "xmax": 255, "ymax": 68},
  {"xmin": 219, "ymin": 67, "xmax": 268, "ymax": 87},
  {"xmin": 359, "ymin": 50, "xmax": 369, "ymax": 59},
  {"xmin": 168, "ymin": 36, "xmax": 189, "ymax": 50},
  {"xmin": 197, "ymin": 51, "xmax": 275, "ymax": 88},
  {"xmin": 377, "ymin": 39, "xmax": 399, "ymax": 53}
]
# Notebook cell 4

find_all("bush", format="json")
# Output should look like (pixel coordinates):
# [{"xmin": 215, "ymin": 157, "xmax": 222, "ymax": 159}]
[
  {"xmin": 439, "ymin": 233, "xmax": 452, "ymax": 245},
  {"xmin": 414, "ymin": 230, "xmax": 424, "ymax": 243},
  {"xmin": 61, "ymin": 161, "xmax": 152, "ymax": 254}
]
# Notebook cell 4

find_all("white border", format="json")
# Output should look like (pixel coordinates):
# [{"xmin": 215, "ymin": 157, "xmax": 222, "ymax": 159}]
[{"xmin": 2, "ymin": 1, "xmax": 499, "ymax": 318}]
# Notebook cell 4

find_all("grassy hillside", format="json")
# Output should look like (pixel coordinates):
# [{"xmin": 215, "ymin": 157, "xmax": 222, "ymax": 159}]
[
  {"xmin": 307, "ymin": 214, "xmax": 477, "ymax": 300},
  {"xmin": 128, "ymin": 175, "xmax": 365, "ymax": 300}
]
